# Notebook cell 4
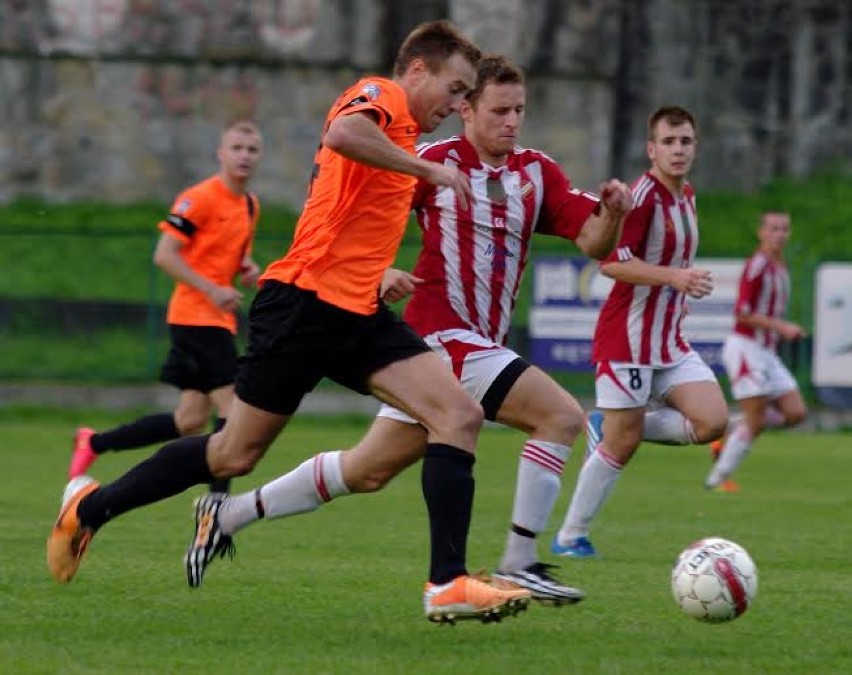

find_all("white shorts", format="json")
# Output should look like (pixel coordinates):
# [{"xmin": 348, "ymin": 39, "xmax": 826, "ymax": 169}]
[
  {"xmin": 721, "ymin": 333, "xmax": 798, "ymax": 401},
  {"xmin": 377, "ymin": 328, "xmax": 522, "ymax": 424},
  {"xmin": 594, "ymin": 350, "xmax": 717, "ymax": 410}
]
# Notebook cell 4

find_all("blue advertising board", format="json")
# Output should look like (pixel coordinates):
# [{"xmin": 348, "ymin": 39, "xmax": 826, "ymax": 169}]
[{"xmin": 528, "ymin": 256, "xmax": 742, "ymax": 372}]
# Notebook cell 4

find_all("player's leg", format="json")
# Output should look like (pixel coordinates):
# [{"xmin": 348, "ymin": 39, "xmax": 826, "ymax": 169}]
[
  {"xmin": 67, "ymin": 325, "xmax": 229, "ymax": 478},
  {"xmin": 773, "ymin": 388, "xmax": 807, "ymax": 427},
  {"xmin": 216, "ymin": 415, "xmax": 427, "ymax": 540},
  {"xmin": 48, "ymin": 283, "xmax": 309, "ymax": 584},
  {"xmin": 366, "ymin": 350, "xmax": 529, "ymax": 621},
  {"xmin": 206, "ymin": 384, "xmax": 235, "ymax": 492},
  {"xmin": 705, "ymin": 395, "xmax": 765, "ymax": 489},
  {"xmin": 48, "ymin": 394, "xmax": 290, "ymax": 584},
  {"xmin": 487, "ymin": 363, "xmax": 585, "ymax": 604},
  {"xmin": 645, "ymin": 352, "xmax": 727, "ymax": 446},
  {"xmin": 554, "ymin": 361, "xmax": 651, "ymax": 557}
]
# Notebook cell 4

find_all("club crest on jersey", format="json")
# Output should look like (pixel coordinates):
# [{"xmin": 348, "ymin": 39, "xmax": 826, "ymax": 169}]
[
  {"xmin": 486, "ymin": 177, "xmax": 507, "ymax": 203},
  {"xmin": 361, "ymin": 83, "xmax": 381, "ymax": 100},
  {"xmin": 665, "ymin": 218, "xmax": 675, "ymax": 232},
  {"xmin": 175, "ymin": 199, "xmax": 191, "ymax": 214},
  {"xmin": 520, "ymin": 181, "xmax": 534, "ymax": 198}
]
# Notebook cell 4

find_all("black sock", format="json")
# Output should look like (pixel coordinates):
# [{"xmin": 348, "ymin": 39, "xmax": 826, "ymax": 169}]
[
  {"xmin": 208, "ymin": 417, "xmax": 231, "ymax": 493},
  {"xmin": 421, "ymin": 443, "xmax": 475, "ymax": 585},
  {"xmin": 90, "ymin": 413, "xmax": 179, "ymax": 454},
  {"xmin": 78, "ymin": 435, "xmax": 214, "ymax": 531}
]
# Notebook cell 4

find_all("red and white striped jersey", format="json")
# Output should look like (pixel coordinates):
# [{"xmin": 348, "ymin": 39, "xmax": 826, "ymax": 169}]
[
  {"xmin": 592, "ymin": 172, "xmax": 698, "ymax": 366},
  {"xmin": 403, "ymin": 135, "xmax": 600, "ymax": 344},
  {"xmin": 732, "ymin": 250, "xmax": 790, "ymax": 349}
]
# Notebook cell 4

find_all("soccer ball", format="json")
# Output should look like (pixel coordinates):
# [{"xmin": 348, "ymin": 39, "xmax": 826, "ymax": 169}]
[{"xmin": 671, "ymin": 537, "xmax": 758, "ymax": 622}]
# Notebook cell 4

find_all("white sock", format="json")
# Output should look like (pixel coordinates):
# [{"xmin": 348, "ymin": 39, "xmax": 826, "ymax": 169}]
[
  {"xmin": 499, "ymin": 440, "xmax": 569, "ymax": 571},
  {"xmin": 218, "ymin": 451, "xmax": 350, "ymax": 535},
  {"xmin": 556, "ymin": 446, "xmax": 623, "ymax": 543},
  {"xmin": 643, "ymin": 407, "xmax": 697, "ymax": 445},
  {"xmin": 706, "ymin": 423, "xmax": 752, "ymax": 487}
]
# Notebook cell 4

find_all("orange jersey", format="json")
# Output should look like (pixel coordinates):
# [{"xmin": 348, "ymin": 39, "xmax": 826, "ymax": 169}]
[
  {"xmin": 158, "ymin": 175, "xmax": 259, "ymax": 333},
  {"xmin": 262, "ymin": 77, "xmax": 419, "ymax": 315}
]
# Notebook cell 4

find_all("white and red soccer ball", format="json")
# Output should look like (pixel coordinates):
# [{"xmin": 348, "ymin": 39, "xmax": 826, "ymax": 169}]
[{"xmin": 671, "ymin": 537, "xmax": 758, "ymax": 622}]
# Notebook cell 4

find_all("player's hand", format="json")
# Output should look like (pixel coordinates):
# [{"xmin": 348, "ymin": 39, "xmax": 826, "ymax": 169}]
[
  {"xmin": 779, "ymin": 321, "xmax": 806, "ymax": 340},
  {"xmin": 423, "ymin": 162, "xmax": 472, "ymax": 210},
  {"xmin": 210, "ymin": 285, "xmax": 243, "ymax": 312},
  {"xmin": 672, "ymin": 268, "xmax": 713, "ymax": 299},
  {"xmin": 239, "ymin": 259, "xmax": 261, "ymax": 288},
  {"xmin": 380, "ymin": 268, "xmax": 422, "ymax": 303},
  {"xmin": 599, "ymin": 179, "xmax": 632, "ymax": 217}
]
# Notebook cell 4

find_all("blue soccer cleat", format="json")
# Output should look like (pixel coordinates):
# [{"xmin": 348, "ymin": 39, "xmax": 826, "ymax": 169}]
[
  {"xmin": 551, "ymin": 535, "xmax": 598, "ymax": 558},
  {"xmin": 584, "ymin": 411, "xmax": 604, "ymax": 460}
]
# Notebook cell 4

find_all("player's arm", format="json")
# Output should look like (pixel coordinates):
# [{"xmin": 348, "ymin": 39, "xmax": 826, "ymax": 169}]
[
  {"xmin": 324, "ymin": 113, "xmax": 472, "ymax": 207},
  {"xmin": 574, "ymin": 179, "xmax": 632, "ymax": 260},
  {"xmin": 601, "ymin": 257, "xmax": 714, "ymax": 300},
  {"xmin": 734, "ymin": 310, "xmax": 806, "ymax": 339},
  {"xmin": 153, "ymin": 233, "xmax": 242, "ymax": 312},
  {"xmin": 238, "ymin": 254, "xmax": 261, "ymax": 288}
]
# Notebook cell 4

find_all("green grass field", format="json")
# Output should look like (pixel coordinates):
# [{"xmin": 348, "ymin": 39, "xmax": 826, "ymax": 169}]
[{"xmin": 2, "ymin": 411, "xmax": 851, "ymax": 674}]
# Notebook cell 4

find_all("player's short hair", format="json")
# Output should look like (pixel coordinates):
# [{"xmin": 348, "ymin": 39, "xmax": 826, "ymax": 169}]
[
  {"xmin": 648, "ymin": 106, "xmax": 696, "ymax": 140},
  {"xmin": 393, "ymin": 20, "xmax": 481, "ymax": 77},
  {"xmin": 223, "ymin": 118, "xmax": 261, "ymax": 137},
  {"xmin": 466, "ymin": 54, "xmax": 524, "ymax": 108},
  {"xmin": 761, "ymin": 211, "xmax": 790, "ymax": 226}
]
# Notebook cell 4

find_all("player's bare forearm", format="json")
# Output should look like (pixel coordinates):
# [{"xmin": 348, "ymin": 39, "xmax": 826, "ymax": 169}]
[
  {"xmin": 576, "ymin": 179, "xmax": 631, "ymax": 259},
  {"xmin": 736, "ymin": 312, "xmax": 806, "ymax": 338},
  {"xmin": 576, "ymin": 207, "xmax": 627, "ymax": 260},
  {"xmin": 601, "ymin": 258, "xmax": 675, "ymax": 287}
]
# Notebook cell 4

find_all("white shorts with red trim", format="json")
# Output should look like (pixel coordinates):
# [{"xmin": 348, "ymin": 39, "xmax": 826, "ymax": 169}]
[
  {"xmin": 377, "ymin": 328, "xmax": 518, "ymax": 424},
  {"xmin": 722, "ymin": 333, "xmax": 798, "ymax": 401},
  {"xmin": 594, "ymin": 350, "xmax": 716, "ymax": 410}
]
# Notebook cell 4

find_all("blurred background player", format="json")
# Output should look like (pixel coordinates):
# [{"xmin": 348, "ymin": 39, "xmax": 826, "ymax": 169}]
[
  {"xmin": 199, "ymin": 54, "xmax": 632, "ymax": 605},
  {"xmin": 553, "ymin": 106, "xmax": 728, "ymax": 558},
  {"xmin": 705, "ymin": 212, "xmax": 807, "ymax": 491},
  {"xmin": 67, "ymin": 119, "xmax": 263, "ymax": 493}
]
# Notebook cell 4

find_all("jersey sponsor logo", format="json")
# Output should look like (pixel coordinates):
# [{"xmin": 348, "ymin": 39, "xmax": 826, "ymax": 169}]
[{"xmin": 361, "ymin": 83, "xmax": 381, "ymax": 100}]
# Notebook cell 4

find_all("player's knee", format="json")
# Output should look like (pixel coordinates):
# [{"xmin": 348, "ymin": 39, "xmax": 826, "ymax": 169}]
[
  {"xmin": 694, "ymin": 415, "xmax": 728, "ymax": 444},
  {"xmin": 174, "ymin": 410, "xmax": 207, "ymax": 436},
  {"xmin": 450, "ymin": 396, "xmax": 485, "ymax": 435},
  {"xmin": 785, "ymin": 406, "xmax": 807, "ymax": 427},
  {"xmin": 536, "ymin": 406, "xmax": 584, "ymax": 443}
]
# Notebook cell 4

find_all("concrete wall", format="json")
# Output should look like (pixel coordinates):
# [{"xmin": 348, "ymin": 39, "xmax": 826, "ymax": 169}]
[{"xmin": 1, "ymin": 0, "xmax": 851, "ymax": 207}]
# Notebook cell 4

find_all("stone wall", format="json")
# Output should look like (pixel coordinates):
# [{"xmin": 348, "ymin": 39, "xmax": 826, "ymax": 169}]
[{"xmin": 1, "ymin": 0, "xmax": 850, "ymax": 207}]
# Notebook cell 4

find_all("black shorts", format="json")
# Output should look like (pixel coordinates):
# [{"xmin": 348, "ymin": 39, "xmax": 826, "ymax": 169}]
[
  {"xmin": 236, "ymin": 281, "xmax": 430, "ymax": 415},
  {"xmin": 159, "ymin": 325, "xmax": 238, "ymax": 393}
]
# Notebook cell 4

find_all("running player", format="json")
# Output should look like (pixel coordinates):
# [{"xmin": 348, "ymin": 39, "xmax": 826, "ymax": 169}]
[
  {"xmin": 188, "ymin": 55, "xmax": 632, "ymax": 606},
  {"xmin": 705, "ymin": 211, "xmax": 807, "ymax": 491},
  {"xmin": 553, "ymin": 106, "xmax": 729, "ymax": 558},
  {"xmin": 68, "ymin": 119, "xmax": 263, "ymax": 495}
]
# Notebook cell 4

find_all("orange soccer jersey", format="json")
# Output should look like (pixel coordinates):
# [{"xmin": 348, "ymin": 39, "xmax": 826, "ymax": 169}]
[
  {"xmin": 158, "ymin": 175, "xmax": 259, "ymax": 333},
  {"xmin": 262, "ymin": 76, "xmax": 419, "ymax": 315}
]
